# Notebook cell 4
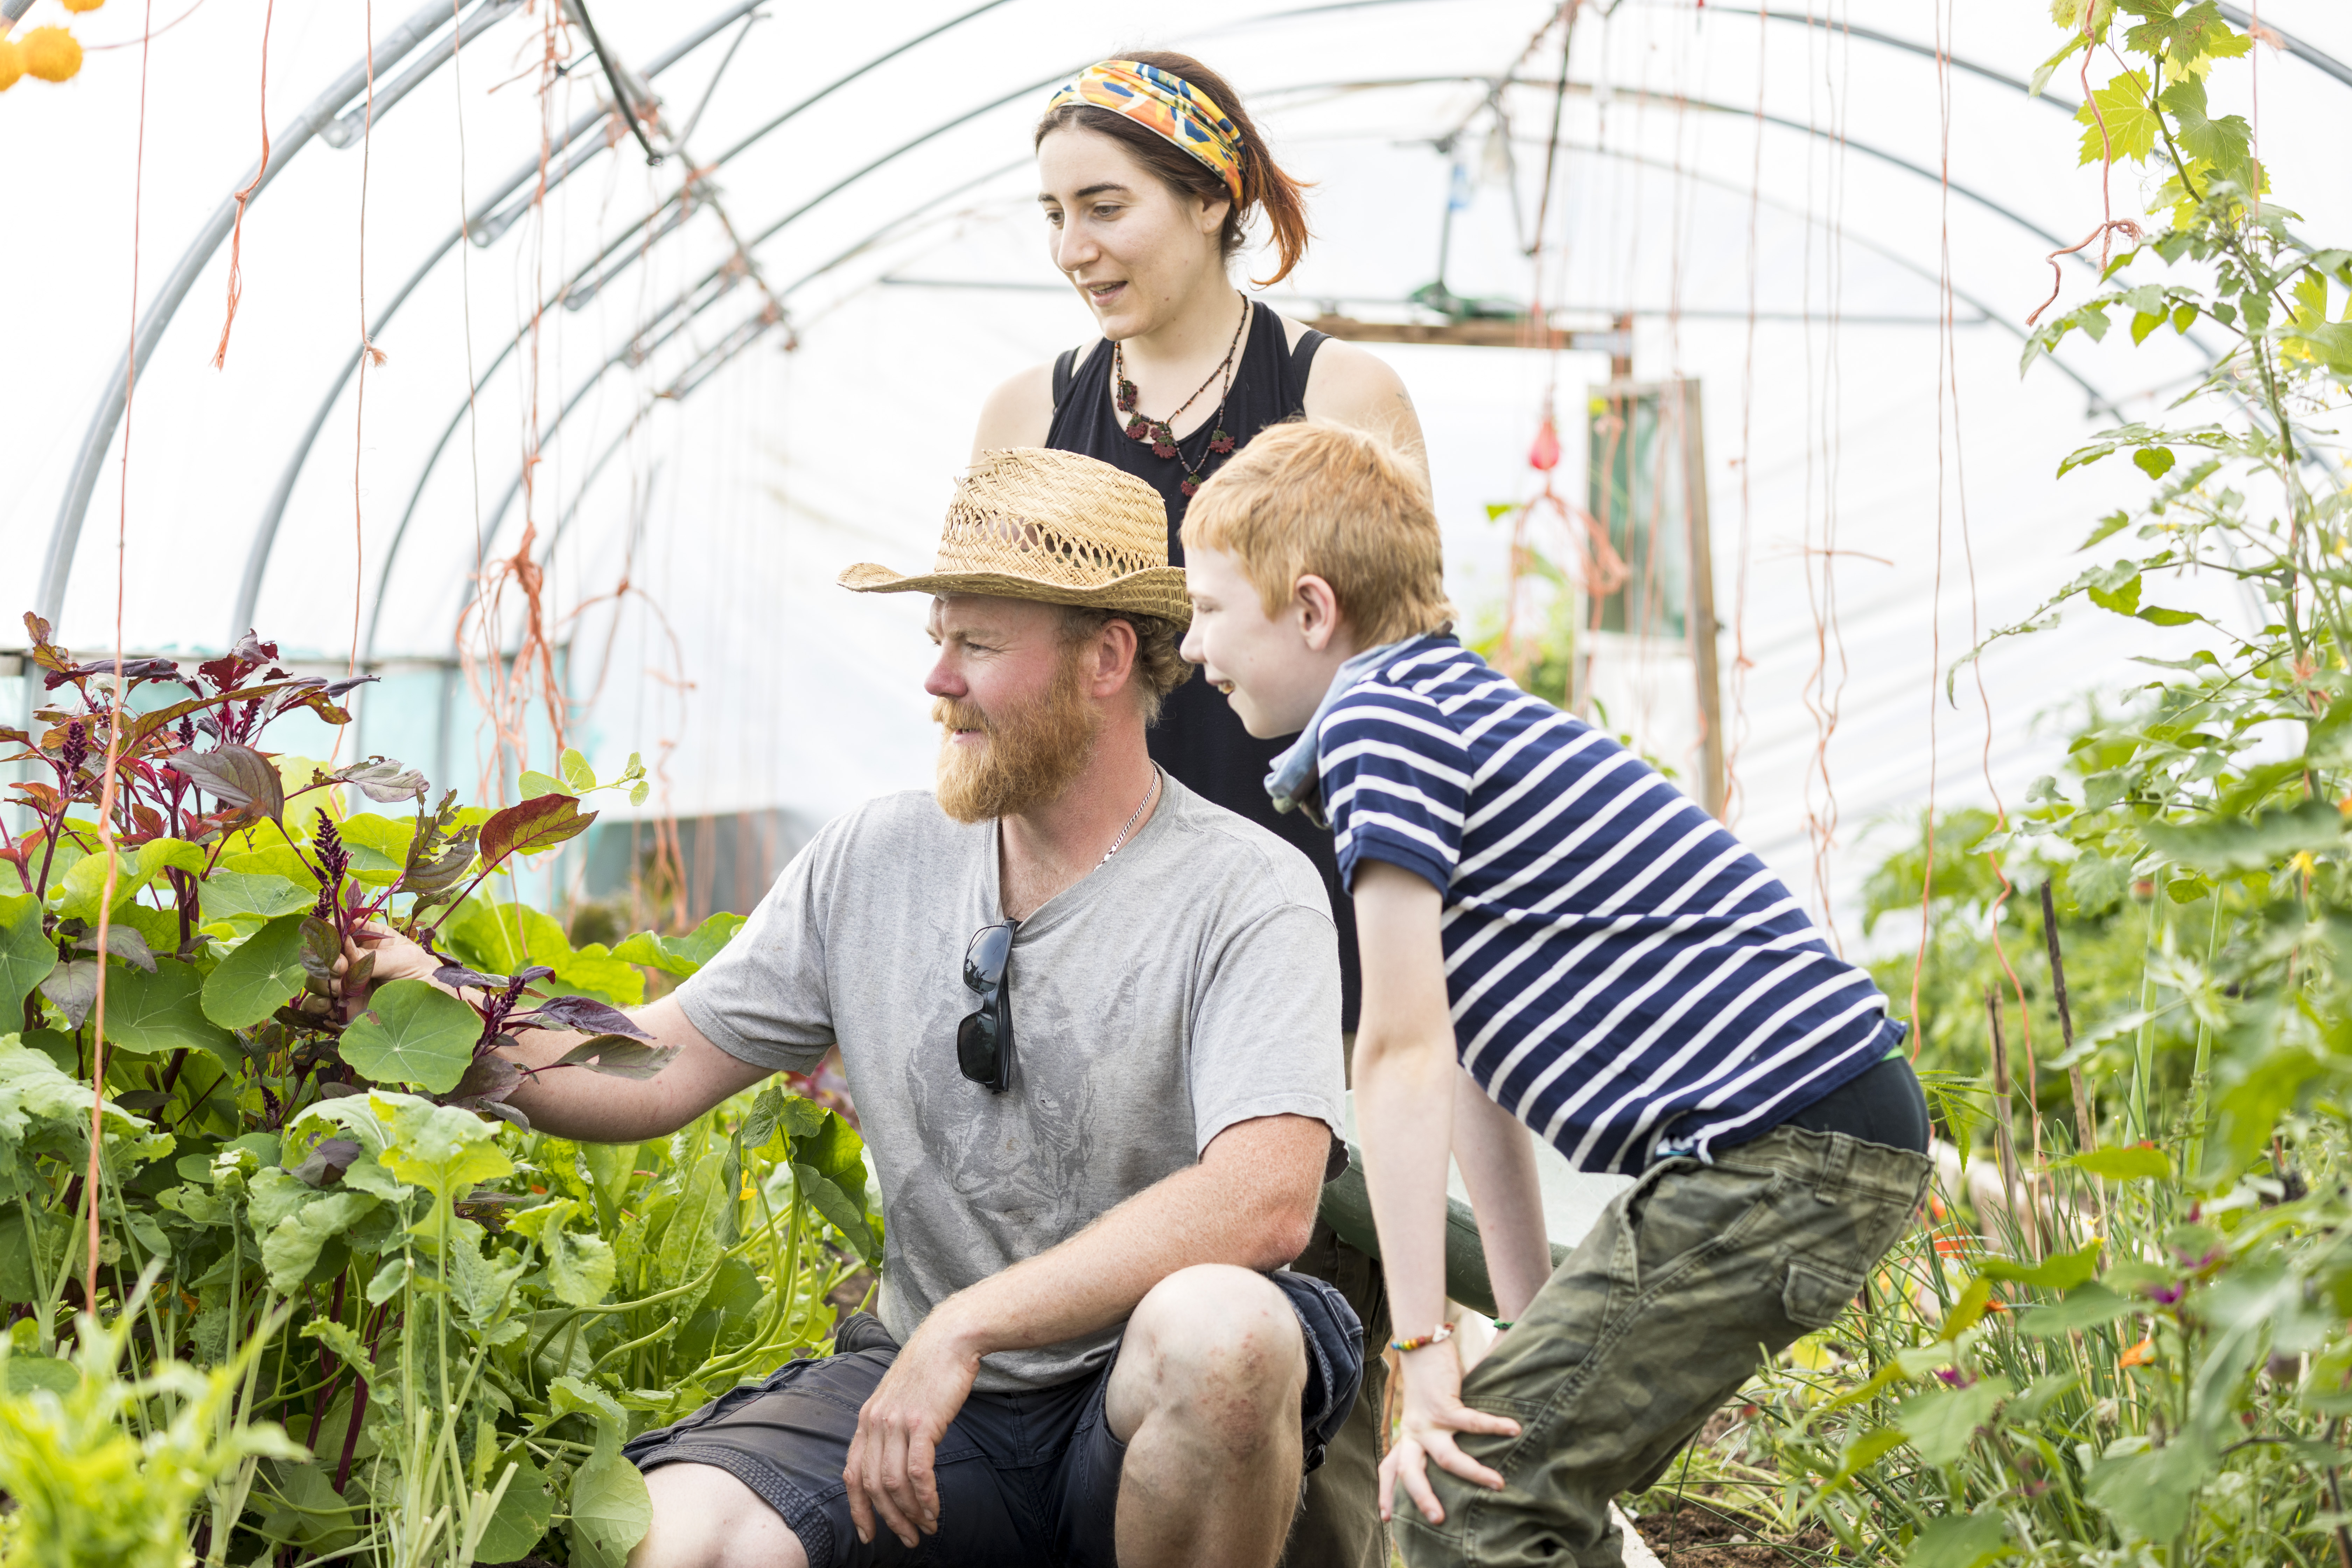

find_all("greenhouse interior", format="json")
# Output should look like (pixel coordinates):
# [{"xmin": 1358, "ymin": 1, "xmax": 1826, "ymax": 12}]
[{"xmin": 2, "ymin": 0, "xmax": 2351, "ymax": 1562}]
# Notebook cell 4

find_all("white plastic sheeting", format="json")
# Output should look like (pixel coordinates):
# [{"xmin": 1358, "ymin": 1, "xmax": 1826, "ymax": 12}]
[{"xmin": 5, "ymin": 0, "xmax": 2348, "ymax": 932}]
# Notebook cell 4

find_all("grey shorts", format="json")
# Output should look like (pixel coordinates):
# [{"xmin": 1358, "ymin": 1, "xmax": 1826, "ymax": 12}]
[{"xmin": 624, "ymin": 1270, "xmax": 1364, "ymax": 1568}]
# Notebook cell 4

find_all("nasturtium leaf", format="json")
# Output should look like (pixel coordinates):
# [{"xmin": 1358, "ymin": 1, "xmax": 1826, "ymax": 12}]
[
  {"xmin": 2064, "ymin": 1143, "xmax": 2174, "ymax": 1181},
  {"xmin": 102, "ymin": 958, "xmax": 235, "ymax": 1062},
  {"xmin": 200, "ymin": 870, "xmax": 314, "ymax": 924},
  {"xmin": 0, "ymin": 894, "xmax": 58, "ymax": 1026},
  {"xmin": 51, "ymin": 838, "xmax": 205, "ymax": 923},
  {"xmin": 202, "ymin": 912, "xmax": 313, "ymax": 1028},
  {"xmin": 611, "ymin": 912, "xmax": 748, "ymax": 978},
  {"xmin": 376, "ymin": 1091, "xmax": 515, "ymax": 1200},
  {"xmin": 330, "ymin": 813, "xmax": 414, "ymax": 881},
  {"xmin": 2, "ymin": 1357, "xmax": 78, "ymax": 1397},
  {"xmin": 516, "ymin": 769, "xmax": 571, "ymax": 800},
  {"xmin": 340, "ymin": 980, "xmax": 482, "ymax": 1094},
  {"xmin": 477, "ymin": 794, "xmax": 595, "ymax": 869},
  {"xmin": 560, "ymin": 747, "xmax": 597, "ymax": 791}
]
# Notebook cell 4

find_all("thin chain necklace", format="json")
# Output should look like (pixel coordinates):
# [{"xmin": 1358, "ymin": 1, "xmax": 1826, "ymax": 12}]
[
  {"xmin": 1114, "ymin": 295, "xmax": 1247, "ymax": 497},
  {"xmin": 1097, "ymin": 766, "xmax": 1162, "ymax": 870}
]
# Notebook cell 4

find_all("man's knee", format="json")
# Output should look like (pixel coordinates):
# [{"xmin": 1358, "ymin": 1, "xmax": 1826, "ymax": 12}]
[
  {"xmin": 1110, "ymin": 1265, "xmax": 1306, "ymax": 1446},
  {"xmin": 628, "ymin": 1462, "xmax": 808, "ymax": 1568}
]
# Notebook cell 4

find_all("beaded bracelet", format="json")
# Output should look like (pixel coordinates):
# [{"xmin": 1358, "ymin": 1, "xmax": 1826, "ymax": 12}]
[
  {"xmin": 1390, "ymin": 1323, "xmax": 1456, "ymax": 1354},
  {"xmin": 1491, "ymin": 1321, "xmax": 1513, "ymax": 1331}
]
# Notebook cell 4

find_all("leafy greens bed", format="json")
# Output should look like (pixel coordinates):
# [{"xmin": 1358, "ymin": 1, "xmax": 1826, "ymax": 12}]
[{"xmin": 0, "ymin": 618, "xmax": 876, "ymax": 1566}]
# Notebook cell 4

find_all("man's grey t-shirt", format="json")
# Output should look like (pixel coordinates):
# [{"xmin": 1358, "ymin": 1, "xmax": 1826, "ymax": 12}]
[{"xmin": 674, "ymin": 776, "xmax": 1345, "ymax": 1392}]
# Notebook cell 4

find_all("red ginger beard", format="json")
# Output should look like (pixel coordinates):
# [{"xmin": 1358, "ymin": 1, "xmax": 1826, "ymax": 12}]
[{"xmin": 933, "ymin": 643, "xmax": 1103, "ymax": 824}]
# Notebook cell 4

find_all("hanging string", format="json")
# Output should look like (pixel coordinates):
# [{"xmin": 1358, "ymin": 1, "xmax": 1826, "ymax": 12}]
[
  {"xmin": 2026, "ymin": 2, "xmax": 2140, "ymax": 327},
  {"xmin": 1915, "ymin": 0, "xmax": 1954, "ymax": 1058},
  {"xmin": 1725, "ymin": 1, "xmax": 1768, "ymax": 828},
  {"xmin": 86, "ymin": 0, "xmax": 155, "ymax": 1316},
  {"xmin": 208, "ymin": 0, "xmax": 270, "ymax": 369},
  {"xmin": 343, "ymin": 0, "xmax": 380, "ymax": 744}
]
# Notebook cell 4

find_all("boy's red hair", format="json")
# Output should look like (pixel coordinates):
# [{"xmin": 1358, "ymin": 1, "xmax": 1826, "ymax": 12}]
[{"xmin": 1182, "ymin": 420, "xmax": 1453, "ymax": 645}]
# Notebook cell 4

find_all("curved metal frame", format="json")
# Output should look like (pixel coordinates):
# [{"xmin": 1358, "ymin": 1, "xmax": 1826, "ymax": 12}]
[
  {"xmin": 38, "ymin": 0, "xmax": 488, "ymax": 628},
  {"xmin": 366, "ymin": 65, "xmax": 2144, "ymax": 658},
  {"xmin": 52, "ymin": 0, "xmax": 2352, "ymax": 662}
]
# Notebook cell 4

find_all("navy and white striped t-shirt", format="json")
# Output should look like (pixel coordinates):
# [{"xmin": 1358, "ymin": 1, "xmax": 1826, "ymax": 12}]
[{"xmin": 1315, "ymin": 635, "xmax": 1901, "ymax": 1174}]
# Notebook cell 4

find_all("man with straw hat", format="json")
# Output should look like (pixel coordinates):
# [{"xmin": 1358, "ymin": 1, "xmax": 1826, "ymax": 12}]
[{"xmin": 344, "ymin": 448, "xmax": 1362, "ymax": 1568}]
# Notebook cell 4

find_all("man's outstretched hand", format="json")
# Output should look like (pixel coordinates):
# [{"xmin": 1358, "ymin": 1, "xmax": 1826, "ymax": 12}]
[
  {"xmin": 330, "ymin": 924, "xmax": 444, "ymax": 1014},
  {"xmin": 843, "ymin": 1313, "xmax": 984, "ymax": 1548}
]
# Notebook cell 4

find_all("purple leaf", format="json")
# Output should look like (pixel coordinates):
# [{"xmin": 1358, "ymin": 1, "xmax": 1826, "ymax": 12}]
[
  {"xmin": 520, "ymin": 995, "xmax": 649, "ymax": 1040},
  {"xmin": 333, "ymin": 757, "xmax": 428, "ymax": 804},
  {"xmin": 168, "ymin": 744, "xmax": 285, "ymax": 821},
  {"xmin": 76, "ymin": 924, "xmax": 158, "ymax": 972},
  {"xmin": 433, "ymin": 964, "xmax": 510, "ymax": 993},
  {"xmin": 290, "ymin": 1137, "xmax": 363, "ymax": 1188},
  {"xmin": 476, "ymin": 794, "xmax": 595, "ymax": 871},
  {"xmin": 449, "ymin": 1053, "xmax": 523, "ymax": 1104},
  {"xmin": 42, "ymin": 960, "xmax": 99, "ymax": 1029},
  {"xmin": 551, "ymin": 1034, "xmax": 673, "ymax": 1080},
  {"xmin": 512, "ymin": 965, "xmax": 556, "ymax": 985},
  {"xmin": 298, "ymin": 917, "xmax": 341, "ymax": 983}
]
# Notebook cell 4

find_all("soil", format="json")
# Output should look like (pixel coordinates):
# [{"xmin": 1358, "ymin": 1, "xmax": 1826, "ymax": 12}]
[{"xmin": 1631, "ymin": 1499, "xmax": 1841, "ymax": 1566}]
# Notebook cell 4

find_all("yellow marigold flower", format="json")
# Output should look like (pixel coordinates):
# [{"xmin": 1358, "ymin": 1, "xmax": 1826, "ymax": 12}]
[
  {"xmin": 21, "ymin": 26, "xmax": 81, "ymax": 82},
  {"xmin": 59, "ymin": 0, "xmax": 105, "ymax": 11},
  {"xmin": 2119, "ymin": 1335, "xmax": 2157, "ymax": 1368},
  {"xmin": 0, "ymin": 38, "xmax": 23, "ymax": 90}
]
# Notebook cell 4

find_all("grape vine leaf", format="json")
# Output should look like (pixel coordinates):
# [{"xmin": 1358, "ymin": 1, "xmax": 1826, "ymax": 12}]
[
  {"xmin": 2157, "ymin": 74, "xmax": 2253, "ymax": 185},
  {"xmin": 2075, "ymin": 69, "xmax": 2160, "ymax": 166},
  {"xmin": 340, "ymin": 980, "xmax": 482, "ymax": 1094},
  {"xmin": 202, "ymin": 912, "xmax": 313, "ymax": 1029}
]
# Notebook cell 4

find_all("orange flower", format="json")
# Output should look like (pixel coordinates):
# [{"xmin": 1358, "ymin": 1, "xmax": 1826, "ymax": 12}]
[
  {"xmin": 2120, "ymin": 1335, "xmax": 2157, "ymax": 1368},
  {"xmin": 59, "ymin": 0, "xmax": 105, "ymax": 11},
  {"xmin": 0, "ymin": 37, "xmax": 23, "ymax": 90},
  {"xmin": 20, "ymin": 26, "xmax": 81, "ymax": 83}
]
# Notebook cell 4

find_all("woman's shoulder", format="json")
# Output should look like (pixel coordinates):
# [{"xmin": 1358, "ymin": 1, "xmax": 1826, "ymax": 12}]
[
  {"xmin": 971, "ymin": 341, "xmax": 1097, "ymax": 458},
  {"xmin": 1278, "ymin": 315, "xmax": 1424, "ymax": 467}
]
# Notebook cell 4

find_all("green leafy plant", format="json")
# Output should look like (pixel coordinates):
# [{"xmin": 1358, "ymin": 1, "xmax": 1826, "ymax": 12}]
[
  {"xmin": 0, "ymin": 617, "xmax": 877, "ymax": 1565},
  {"xmin": 1695, "ymin": 7, "xmax": 2352, "ymax": 1560}
]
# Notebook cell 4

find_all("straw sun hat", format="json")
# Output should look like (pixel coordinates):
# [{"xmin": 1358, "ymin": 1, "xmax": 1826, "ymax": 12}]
[{"xmin": 838, "ymin": 448, "xmax": 1191, "ymax": 624}]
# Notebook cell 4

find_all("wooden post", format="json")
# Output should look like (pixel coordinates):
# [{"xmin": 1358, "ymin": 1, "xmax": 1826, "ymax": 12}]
[
  {"xmin": 1987, "ymin": 986, "xmax": 2021, "ymax": 1225},
  {"xmin": 1675, "ymin": 379, "xmax": 1728, "ymax": 820},
  {"xmin": 2040, "ymin": 881, "xmax": 2098, "ymax": 1154}
]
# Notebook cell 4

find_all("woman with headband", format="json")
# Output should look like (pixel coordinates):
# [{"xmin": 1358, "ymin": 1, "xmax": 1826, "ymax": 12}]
[{"xmin": 971, "ymin": 52, "xmax": 1424, "ymax": 1568}]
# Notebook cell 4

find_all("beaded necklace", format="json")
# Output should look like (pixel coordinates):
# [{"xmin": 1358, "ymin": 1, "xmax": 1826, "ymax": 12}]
[{"xmin": 1113, "ymin": 295, "xmax": 1248, "ymax": 497}]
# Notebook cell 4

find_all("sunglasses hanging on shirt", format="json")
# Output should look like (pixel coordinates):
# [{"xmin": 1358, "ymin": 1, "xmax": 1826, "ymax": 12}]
[{"xmin": 957, "ymin": 920, "xmax": 1017, "ymax": 1094}]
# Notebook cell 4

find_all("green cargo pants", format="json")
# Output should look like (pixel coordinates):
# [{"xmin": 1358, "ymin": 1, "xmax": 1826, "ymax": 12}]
[
  {"xmin": 1286, "ymin": 1216, "xmax": 1392, "ymax": 1568},
  {"xmin": 1397, "ymin": 1125, "xmax": 1930, "ymax": 1568}
]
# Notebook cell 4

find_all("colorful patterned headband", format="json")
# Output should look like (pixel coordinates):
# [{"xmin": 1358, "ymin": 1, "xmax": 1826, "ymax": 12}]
[{"xmin": 1046, "ymin": 59, "xmax": 1246, "ymax": 205}]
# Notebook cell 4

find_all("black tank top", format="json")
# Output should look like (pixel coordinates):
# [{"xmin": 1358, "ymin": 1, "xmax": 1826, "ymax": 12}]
[{"xmin": 1046, "ymin": 304, "xmax": 1362, "ymax": 1027}]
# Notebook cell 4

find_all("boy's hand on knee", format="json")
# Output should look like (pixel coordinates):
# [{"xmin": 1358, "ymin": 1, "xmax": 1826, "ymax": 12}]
[{"xmin": 1379, "ymin": 1348, "xmax": 1520, "ymax": 1525}]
